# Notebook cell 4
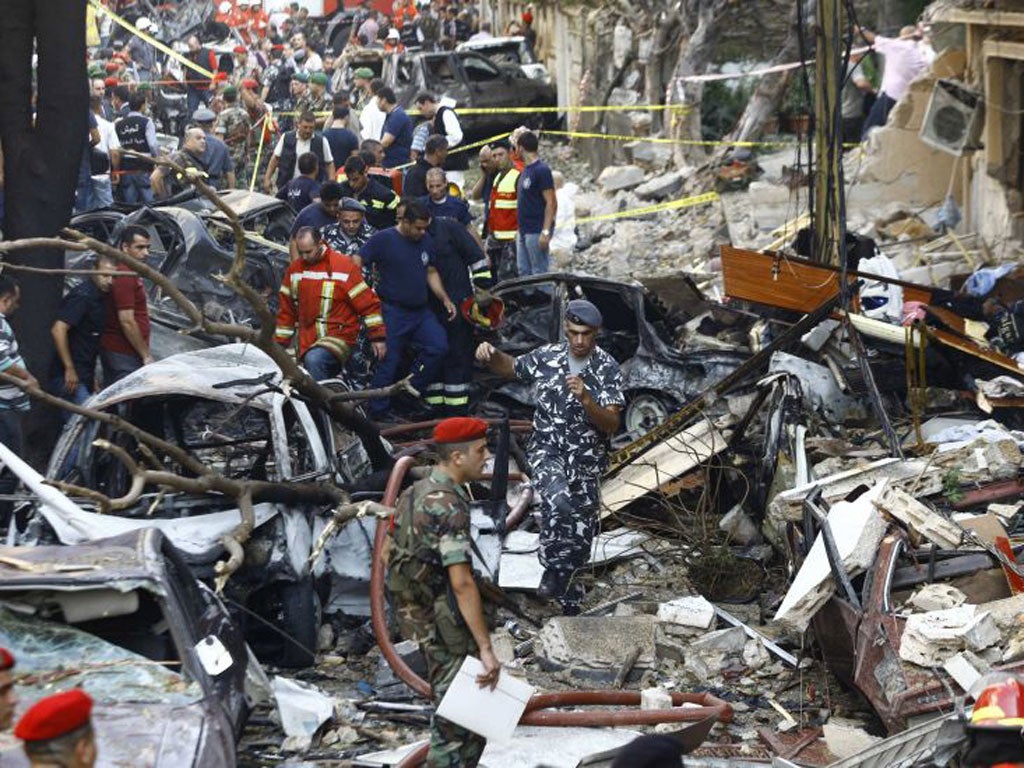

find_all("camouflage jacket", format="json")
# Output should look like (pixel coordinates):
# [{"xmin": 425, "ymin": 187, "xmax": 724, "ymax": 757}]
[
  {"xmin": 514, "ymin": 342, "xmax": 625, "ymax": 473},
  {"xmin": 216, "ymin": 107, "xmax": 252, "ymax": 167},
  {"xmin": 386, "ymin": 468, "xmax": 472, "ymax": 640}
]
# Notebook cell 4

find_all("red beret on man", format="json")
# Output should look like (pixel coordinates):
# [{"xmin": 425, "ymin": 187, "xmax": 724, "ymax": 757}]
[
  {"xmin": 241, "ymin": 78, "xmax": 259, "ymax": 90},
  {"xmin": 15, "ymin": 689, "xmax": 93, "ymax": 742},
  {"xmin": 0, "ymin": 648, "xmax": 14, "ymax": 671},
  {"xmin": 434, "ymin": 417, "xmax": 488, "ymax": 444},
  {"xmin": 103, "ymin": 77, "xmax": 119, "ymax": 88},
  {"xmin": 233, "ymin": 44, "xmax": 247, "ymax": 54},
  {"xmin": 104, "ymin": 61, "xmax": 119, "ymax": 73}
]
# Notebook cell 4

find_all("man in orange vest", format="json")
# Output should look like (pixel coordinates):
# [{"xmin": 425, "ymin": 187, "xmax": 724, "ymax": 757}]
[
  {"xmin": 486, "ymin": 138, "xmax": 520, "ymax": 282},
  {"xmin": 275, "ymin": 226, "xmax": 387, "ymax": 381}
]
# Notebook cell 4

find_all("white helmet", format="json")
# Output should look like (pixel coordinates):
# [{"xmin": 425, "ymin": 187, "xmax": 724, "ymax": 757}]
[
  {"xmin": 218, "ymin": 1, "xmax": 232, "ymax": 13},
  {"xmin": 136, "ymin": 16, "xmax": 154, "ymax": 31}
]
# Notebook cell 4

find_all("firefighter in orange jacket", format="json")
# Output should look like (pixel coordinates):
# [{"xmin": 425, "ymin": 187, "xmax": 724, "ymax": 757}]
[{"xmin": 275, "ymin": 226, "xmax": 387, "ymax": 381}]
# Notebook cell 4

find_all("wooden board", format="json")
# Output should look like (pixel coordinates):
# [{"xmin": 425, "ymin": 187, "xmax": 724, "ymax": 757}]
[{"xmin": 720, "ymin": 245, "xmax": 933, "ymax": 312}]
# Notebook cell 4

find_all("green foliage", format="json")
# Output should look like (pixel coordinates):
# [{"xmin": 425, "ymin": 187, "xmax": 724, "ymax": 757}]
[
  {"xmin": 701, "ymin": 79, "xmax": 754, "ymax": 141},
  {"xmin": 942, "ymin": 469, "xmax": 964, "ymax": 504}
]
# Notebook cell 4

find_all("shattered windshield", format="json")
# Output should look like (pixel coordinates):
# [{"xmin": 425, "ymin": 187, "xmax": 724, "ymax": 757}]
[{"xmin": 0, "ymin": 599, "xmax": 201, "ymax": 706}]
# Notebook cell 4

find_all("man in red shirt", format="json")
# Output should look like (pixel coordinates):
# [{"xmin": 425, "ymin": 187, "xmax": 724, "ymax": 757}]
[
  {"xmin": 101, "ymin": 224, "xmax": 153, "ymax": 384},
  {"xmin": 275, "ymin": 226, "xmax": 386, "ymax": 381}
]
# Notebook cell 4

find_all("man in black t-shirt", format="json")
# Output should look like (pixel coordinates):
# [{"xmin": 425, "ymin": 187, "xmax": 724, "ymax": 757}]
[{"xmin": 49, "ymin": 255, "xmax": 117, "ymax": 405}]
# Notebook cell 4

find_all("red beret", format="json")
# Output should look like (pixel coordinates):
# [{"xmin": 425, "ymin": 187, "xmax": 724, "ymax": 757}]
[
  {"xmin": 213, "ymin": 71, "xmax": 228, "ymax": 81},
  {"xmin": 434, "ymin": 417, "xmax": 488, "ymax": 444},
  {"xmin": 0, "ymin": 648, "xmax": 13, "ymax": 671},
  {"xmin": 522, "ymin": 11, "xmax": 533, "ymax": 23},
  {"xmin": 241, "ymin": 78, "xmax": 259, "ymax": 89},
  {"xmin": 112, "ymin": 51, "xmax": 129, "ymax": 62},
  {"xmin": 104, "ymin": 77, "xmax": 119, "ymax": 87},
  {"xmin": 233, "ymin": 45, "xmax": 247, "ymax": 54},
  {"xmin": 104, "ymin": 61, "xmax": 119, "ymax": 72},
  {"xmin": 15, "ymin": 690, "xmax": 93, "ymax": 742}
]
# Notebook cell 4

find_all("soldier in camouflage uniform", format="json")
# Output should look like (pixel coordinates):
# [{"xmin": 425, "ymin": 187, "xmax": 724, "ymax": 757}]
[
  {"xmin": 476, "ymin": 299, "xmax": 624, "ymax": 613},
  {"xmin": 307, "ymin": 72, "xmax": 333, "ymax": 128},
  {"xmin": 216, "ymin": 87, "xmax": 253, "ymax": 186},
  {"xmin": 386, "ymin": 417, "xmax": 501, "ymax": 768}
]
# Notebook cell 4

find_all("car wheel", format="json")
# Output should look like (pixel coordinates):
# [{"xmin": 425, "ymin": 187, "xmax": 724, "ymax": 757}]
[
  {"xmin": 276, "ymin": 577, "xmax": 319, "ymax": 669},
  {"xmin": 624, "ymin": 391, "xmax": 674, "ymax": 436}
]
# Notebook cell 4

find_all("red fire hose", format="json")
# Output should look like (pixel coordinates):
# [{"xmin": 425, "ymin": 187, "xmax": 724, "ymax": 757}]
[{"xmin": 371, "ymin": 459, "xmax": 733, "ymax": 768}]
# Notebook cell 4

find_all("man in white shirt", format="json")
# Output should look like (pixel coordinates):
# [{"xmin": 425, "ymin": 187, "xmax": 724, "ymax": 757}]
[
  {"xmin": 263, "ymin": 112, "xmax": 336, "ymax": 193},
  {"xmin": 360, "ymin": 78, "xmax": 387, "ymax": 141},
  {"xmin": 90, "ymin": 95, "xmax": 120, "ymax": 208},
  {"xmin": 857, "ymin": 24, "xmax": 927, "ymax": 139},
  {"xmin": 291, "ymin": 32, "xmax": 324, "ymax": 72}
]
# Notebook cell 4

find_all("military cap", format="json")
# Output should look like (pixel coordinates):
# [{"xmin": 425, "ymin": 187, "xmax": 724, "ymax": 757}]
[
  {"xmin": 0, "ymin": 648, "xmax": 13, "ymax": 671},
  {"xmin": 310, "ymin": 71, "xmax": 329, "ymax": 86},
  {"xmin": 222, "ymin": 85, "xmax": 238, "ymax": 98},
  {"xmin": 104, "ymin": 61, "xmax": 120, "ymax": 73},
  {"xmin": 434, "ymin": 417, "xmax": 488, "ymax": 444},
  {"xmin": 353, "ymin": 66, "xmax": 374, "ymax": 79},
  {"xmin": 88, "ymin": 64, "xmax": 105, "ymax": 78},
  {"xmin": 241, "ymin": 78, "xmax": 259, "ymax": 89},
  {"xmin": 566, "ymin": 299, "xmax": 603, "ymax": 328},
  {"xmin": 489, "ymin": 138, "xmax": 512, "ymax": 151},
  {"xmin": 192, "ymin": 107, "xmax": 216, "ymax": 123},
  {"xmin": 233, "ymin": 44, "xmax": 247, "ymax": 54},
  {"xmin": 213, "ymin": 71, "xmax": 229, "ymax": 82},
  {"xmin": 292, "ymin": 70, "xmax": 310, "ymax": 83},
  {"xmin": 340, "ymin": 197, "xmax": 366, "ymax": 212},
  {"xmin": 103, "ymin": 76, "xmax": 119, "ymax": 88},
  {"xmin": 15, "ymin": 690, "xmax": 93, "ymax": 743},
  {"xmin": 293, "ymin": 48, "xmax": 308, "ymax": 61}
]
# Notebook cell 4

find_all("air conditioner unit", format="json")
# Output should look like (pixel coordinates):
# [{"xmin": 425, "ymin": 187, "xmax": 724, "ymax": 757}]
[{"xmin": 919, "ymin": 79, "xmax": 982, "ymax": 156}]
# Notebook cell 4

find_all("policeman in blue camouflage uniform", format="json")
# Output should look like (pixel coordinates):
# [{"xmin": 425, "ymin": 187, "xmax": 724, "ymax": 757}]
[
  {"xmin": 476, "ymin": 300, "xmax": 624, "ymax": 613},
  {"xmin": 386, "ymin": 416, "xmax": 501, "ymax": 768}
]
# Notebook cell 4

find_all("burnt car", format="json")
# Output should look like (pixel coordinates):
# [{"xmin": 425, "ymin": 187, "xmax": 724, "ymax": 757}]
[
  {"xmin": 0, "ymin": 529, "xmax": 261, "ymax": 767},
  {"xmin": 476, "ymin": 273, "xmax": 749, "ymax": 437},
  {"xmin": 32, "ymin": 345, "xmax": 380, "ymax": 668},
  {"xmin": 68, "ymin": 192, "xmax": 293, "ymax": 358},
  {"xmin": 344, "ymin": 48, "xmax": 557, "ymax": 138},
  {"xmin": 456, "ymin": 36, "xmax": 551, "ymax": 85}
]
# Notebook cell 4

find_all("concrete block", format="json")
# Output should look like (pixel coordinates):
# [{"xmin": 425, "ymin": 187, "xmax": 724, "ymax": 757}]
[
  {"xmin": 491, "ymin": 628, "xmax": 516, "ymax": 666},
  {"xmin": 635, "ymin": 171, "xmax": 683, "ymax": 201},
  {"xmin": 773, "ymin": 483, "xmax": 888, "ymax": 631},
  {"xmin": 908, "ymin": 584, "xmax": 968, "ymax": 612},
  {"xmin": 625, "ymin": 140, "xmax": 674, "ymax": 170},
  {"xmin": 640, "ymin": 688, "xmax": 673, "ymax": 711},
  {"xmin": 535, "ymin": 616, "xmax": 657, "ymax": 680},
  {"xmin": 823, "ymin": 717, "xmax": 881, "ymax": 759},
  {"xmin": 597, "ymin": 164, "xmax": 645, "ymax": 193},
  {"xmin": 943, "ymin": 650, "xmax": 989, "ymax": 692},
  {"xmin": 876, "ymin": 484, "xmax": 963, "ymax": 549},
  {"xmin": 899, "ymin": 606, "xmax": 1001, "ymax": 667},
  {"xmin": 683, "ymin": 626, "xmax": 746, "ymax": 678},
  {"xmin": 657, "ymin": 595, "xmax": 715, "ymax": 630}
]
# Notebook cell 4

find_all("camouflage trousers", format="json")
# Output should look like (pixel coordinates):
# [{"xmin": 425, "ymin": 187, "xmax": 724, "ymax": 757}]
[
  {"xmin": 423, "ymin": 603, "xmax": 485, "ymax": 767},
  {"xmin": 532, "ymin": 448, "xmax": 601, "ymax": 609}
]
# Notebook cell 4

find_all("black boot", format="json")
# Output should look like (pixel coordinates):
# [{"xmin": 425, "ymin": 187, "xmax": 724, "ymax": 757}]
[{"xmin": 537, "ymin": 568, "xmax": 567, "ymax": 600}]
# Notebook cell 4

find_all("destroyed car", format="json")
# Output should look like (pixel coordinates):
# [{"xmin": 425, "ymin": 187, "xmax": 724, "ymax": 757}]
[
  {"xmin": 0, "ymin": 529, "xmax": 260, "ymax": 767},
  {"xmin": 476, "ymin": 273, "xmax": 748, "ymax": 436},
  {"xmin": 456, "ymin": 36, "xmax": 552, "ymax": 85},
  {"xmin": 68, "ymin": 195, "xmax": 292, "ymax": 358},
  {"xmin": 31, "ymin": 345, "xmax": 379, "ymax": 668},
  {"xmin": 347, "ymin": 48, "xmax": 558, "ymax": 138}
]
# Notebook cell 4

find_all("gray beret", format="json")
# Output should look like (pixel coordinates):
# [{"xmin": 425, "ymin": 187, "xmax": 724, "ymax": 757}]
[
  {"xmin": 566, "ymin": 299, "xmax": 602, "ymax": 328},
  {"xmin": 192, "ymin": 107, "xmax": 216, "ymax": 123},
  {"xmin": 340, "ymin": 197, "xmax": 366, "ymax": 213}
]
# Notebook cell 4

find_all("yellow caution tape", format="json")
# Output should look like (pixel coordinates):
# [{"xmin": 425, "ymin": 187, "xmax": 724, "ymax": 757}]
[
  {"xmin": 542, "ymin": 129, "xmax": 799, "ymax": 148},
  {"xmin": 249, "ymin": 114, "xmax": 269, "ymax": 192},
  {"xmin": 574, "ymin": 192, "xmax": 720, "ymax": 225},
  {"xmin": 90, "ymin": 0, "xmax": 215, "ymax": 80},
  {"xmin": 278, "ymin": 103, "xmax": 691, "ymax": 118},
  {"xmin": 392, "ymin": 132, "xmax": 510, "ymax": 171}
]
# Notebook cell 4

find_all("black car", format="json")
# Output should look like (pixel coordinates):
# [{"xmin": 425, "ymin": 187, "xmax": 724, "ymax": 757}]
[
  {"xmin": 478, "ymin": 273, "xmax": 749, "ymax": 436},
  {"xmin": 0, "ymin": 529, "xmax": 259, "ymax": 767}
]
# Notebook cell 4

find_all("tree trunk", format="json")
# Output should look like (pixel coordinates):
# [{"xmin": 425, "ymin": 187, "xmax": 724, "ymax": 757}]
[
  {"xmin": 0, "ymin": 1, "xmax": 89, "ymax": 462},
  {"xmin": 667, "ymin": 0, "xmax": 731, "ymax": 167},
  {"xmin": 727, "ymin": 0, "xmax": 816, "ymax": 145}
]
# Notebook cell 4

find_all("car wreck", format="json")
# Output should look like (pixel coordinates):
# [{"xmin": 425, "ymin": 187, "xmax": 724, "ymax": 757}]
[
  {"xmin": 21, "ymin": 344, "xmax": 379, "ymax": 668},
  {"xmin": 0, "ymin": 529, "xmax": 262, "ymax": 767}
]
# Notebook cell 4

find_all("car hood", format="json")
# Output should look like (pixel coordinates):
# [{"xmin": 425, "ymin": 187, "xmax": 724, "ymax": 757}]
[{"xmin": 0, "ymin": 702, "xmax": 206, "ymax": 767}]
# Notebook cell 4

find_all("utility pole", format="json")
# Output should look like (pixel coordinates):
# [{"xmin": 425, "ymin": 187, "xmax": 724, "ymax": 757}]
[{"xmin": 811, "ymin": 0, "xmax": 845, "ymax": 265}]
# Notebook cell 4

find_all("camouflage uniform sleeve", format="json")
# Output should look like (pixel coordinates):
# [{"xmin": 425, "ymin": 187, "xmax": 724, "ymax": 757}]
[
  {"xmin": 512, "ymin": 347, "xmax": 542, "ymax": 384},
  {"xmin": 424, "ymin": 489, "xmax": 472, "ymax": 568},
  {"xmin": 593, "ymin": 351, "xmax": 626, "ymax": 408}
]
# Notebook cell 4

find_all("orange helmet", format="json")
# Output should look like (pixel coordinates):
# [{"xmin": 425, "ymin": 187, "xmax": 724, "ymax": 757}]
[{"xmin": 460, "ymin": 295, "xmax": 504, "ymax": 331}]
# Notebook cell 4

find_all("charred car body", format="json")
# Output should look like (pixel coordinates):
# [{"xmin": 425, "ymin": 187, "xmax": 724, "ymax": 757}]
[
  {"xmin": 25, "ymin": 345, "xmax": 380, "ymax": 668},
  {"xmin": 0, "ymin": 529, "xmax": 260, "ymax": 767},
  {"xmin": 476, "ymin": 273, "xmax": 749, "ymax": 437},
  {"xmin": 69, "ymin": 191, "xmax": 293, "ymax": 358}
]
